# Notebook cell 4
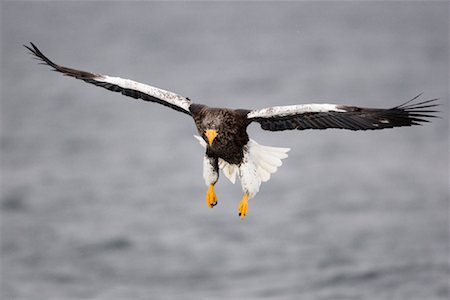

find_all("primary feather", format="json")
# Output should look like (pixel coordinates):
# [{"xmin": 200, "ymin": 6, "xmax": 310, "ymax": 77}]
[
  {"xmin": 24, "ymin": 42, "xmax": 192, "ymax": 115},
  {"xmin": 247, "ymin": 93, "xmax": 439, "ymax": 131}
]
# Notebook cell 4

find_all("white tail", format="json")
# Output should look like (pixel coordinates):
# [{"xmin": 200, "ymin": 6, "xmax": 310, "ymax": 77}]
[
  {"xmin": 194, "ymin": 136, "xmax": 290, "ymax": 191},
  {"xmin": 247, "ymin": 139, "xmax": 290, "ymax": 183}
]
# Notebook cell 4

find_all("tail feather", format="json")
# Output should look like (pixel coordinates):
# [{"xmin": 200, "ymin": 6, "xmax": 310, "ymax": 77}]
[
  {"xmin": 257, "ymin": 145, "xmax": 290, "ymax": 158},
  {"xmin": 194, "ymin": 135, "xmax": 289, "ymax": 186},
  {"xmin": 247, "ymin": 139, "xmax": 290, "ymax": 183},
  {"xmin": 252, "ymin": 150, "xmax": 283, "ymax": 167},
  {"xmin": 220, "ymin": 161, "xmax": 238, "ymax": 184},
  {"xmin": 257, "ymin": 159, "xmax": 278, "ymax": 174},
  {"xmin": 257, "ymin": 166, "xmax": 271, "ymax": 182}
]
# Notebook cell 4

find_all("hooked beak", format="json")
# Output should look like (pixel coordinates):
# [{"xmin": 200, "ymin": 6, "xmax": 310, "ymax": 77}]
[{"xmin": 205, "ymin": 129, "xmax": 218, "ymax": 146}]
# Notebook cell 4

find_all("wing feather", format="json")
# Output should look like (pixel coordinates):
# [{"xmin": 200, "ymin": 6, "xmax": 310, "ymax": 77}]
[
  {"xmin": 247, "ymin": 95, "xmax": 439, "ymax": 131},
  {"xmin": 25, "ymin": 42, "xmax": 192, "ymax": 115}
]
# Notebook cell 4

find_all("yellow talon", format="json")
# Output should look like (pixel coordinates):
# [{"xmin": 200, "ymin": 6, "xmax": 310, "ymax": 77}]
[
  {"xmin": 238, "ymin": 193, "xmax": 249, "ymax": 220},
  {"xmin": 206, "ymin": 184, "xmax": 218, "ymax": 208}
]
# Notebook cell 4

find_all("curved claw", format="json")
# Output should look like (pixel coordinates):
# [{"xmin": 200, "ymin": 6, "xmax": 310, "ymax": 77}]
[
  {"xmin": 238, "ymin": 193, "xmax": 249, "ymax": 220},
  {"xmin": 206, "ymin": 184, "xmax": 218, "ymax": 208}
]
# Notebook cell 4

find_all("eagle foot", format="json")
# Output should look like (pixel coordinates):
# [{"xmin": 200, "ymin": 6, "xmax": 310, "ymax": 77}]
[
  {"xmin": 238, "ymin": 193, "xmax": 249, "ymax": 220},
  {"xmin": 206, "ymin": 184, "xmax": 218, "ymax": 208}
]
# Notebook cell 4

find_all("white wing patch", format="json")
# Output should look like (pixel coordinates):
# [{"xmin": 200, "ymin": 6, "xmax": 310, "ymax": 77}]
[
  {"xmin": 247, "ymin": 103, "xmax": 346, "ymax": 119},
  {"xmin": 194, "ymin": 136, "xmax": 290, "ymax": 198},
  {"xmin": 98, "ymin": 75, "xmax": 191, "ymax": 112}
]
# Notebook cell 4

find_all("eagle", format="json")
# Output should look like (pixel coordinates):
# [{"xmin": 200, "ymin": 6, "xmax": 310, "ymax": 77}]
[{"xmin": 25, "ymin": 42, "xmax": 438, "ymax": 219}]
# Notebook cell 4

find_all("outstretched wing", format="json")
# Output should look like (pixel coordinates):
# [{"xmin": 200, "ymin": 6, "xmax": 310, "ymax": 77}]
[
  {"xmin": 24, "ymin": 42, "xmax": 192, "ymax": 115},
  {"xmin": 246, "ymin": 94, "xmax": 439, "ymax": 131}
]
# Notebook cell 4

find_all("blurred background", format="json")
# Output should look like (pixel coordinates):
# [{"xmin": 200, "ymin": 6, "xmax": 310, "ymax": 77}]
[{"xmin": 1, "ymin": 2, "xmax": 448, "ymax": 299}]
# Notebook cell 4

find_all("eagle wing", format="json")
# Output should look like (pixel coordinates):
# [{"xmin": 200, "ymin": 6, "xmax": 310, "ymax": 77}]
[
  {"xmin": 246, "ymin": 94, "xmax": 438, "ymax": 131},
  {"xmin": 24, "ymin": 42, "xmax": 192, "ymax": 115}
]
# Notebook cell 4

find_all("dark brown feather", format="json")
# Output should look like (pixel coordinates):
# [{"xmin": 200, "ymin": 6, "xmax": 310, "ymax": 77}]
[
  {"xmin": 251, "ymin": 95, "xmax": 439, "ymax": 132},
  {"xmin": 25, "ymin": 42, "xmax": 192, "ymax": 115},
  {"xmin": 192, "ymin": 106, "xmax": 250, "ymax": 165}
]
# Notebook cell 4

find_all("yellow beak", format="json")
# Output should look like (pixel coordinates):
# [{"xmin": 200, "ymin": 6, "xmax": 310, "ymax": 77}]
[{"xmin": 205, "ymin": 129, "xmax": 218, "ymax": 145}]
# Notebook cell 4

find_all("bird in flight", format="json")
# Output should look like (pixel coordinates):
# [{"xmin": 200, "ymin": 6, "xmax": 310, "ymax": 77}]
[{"xmin": 25, "ymin": 42, "xmax": 438, "ymax": 220}]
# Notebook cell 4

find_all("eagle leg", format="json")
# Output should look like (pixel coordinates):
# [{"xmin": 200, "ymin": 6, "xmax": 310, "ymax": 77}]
[
  {"xmin": 206, "ymin": 184, "xmax": 218, "ymax": 208},
  {"xmin": 238, "ymin": 193, "xmax": 249, "ymax": 220}
]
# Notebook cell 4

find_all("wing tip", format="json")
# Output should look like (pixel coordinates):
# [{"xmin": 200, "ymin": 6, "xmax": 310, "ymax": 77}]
[
  {"xmin": 24, "ymin": 41, "xmax": 59, "ymax": 70},
  {"xmin": 395, "ymin": 93, "xmax": 440, "ymax": 110}
]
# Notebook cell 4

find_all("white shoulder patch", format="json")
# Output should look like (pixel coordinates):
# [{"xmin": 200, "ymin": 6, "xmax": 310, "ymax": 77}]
[
  {"xmin": 247, "ymin": 103, "xmax": 346, "ymax": 119},
  {"xmin": 98, "ymin": 75, "xmax": 191, "ymax": 112}
]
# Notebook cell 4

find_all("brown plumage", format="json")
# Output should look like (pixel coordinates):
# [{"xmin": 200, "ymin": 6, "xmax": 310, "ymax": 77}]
[{"xmin": 190, "ymin": 104, "xmax": 251, "ymax": 164}]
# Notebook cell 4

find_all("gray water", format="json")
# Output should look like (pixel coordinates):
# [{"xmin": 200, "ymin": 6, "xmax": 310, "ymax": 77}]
[{"xmin": 1, "ymin": 2, "xmax": 449, "ymax": 299}]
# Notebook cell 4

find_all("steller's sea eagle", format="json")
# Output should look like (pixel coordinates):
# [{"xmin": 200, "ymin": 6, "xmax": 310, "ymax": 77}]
[{"xmin": 25, "ymin": 42, "xmax": 439, "ymax": 219}]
